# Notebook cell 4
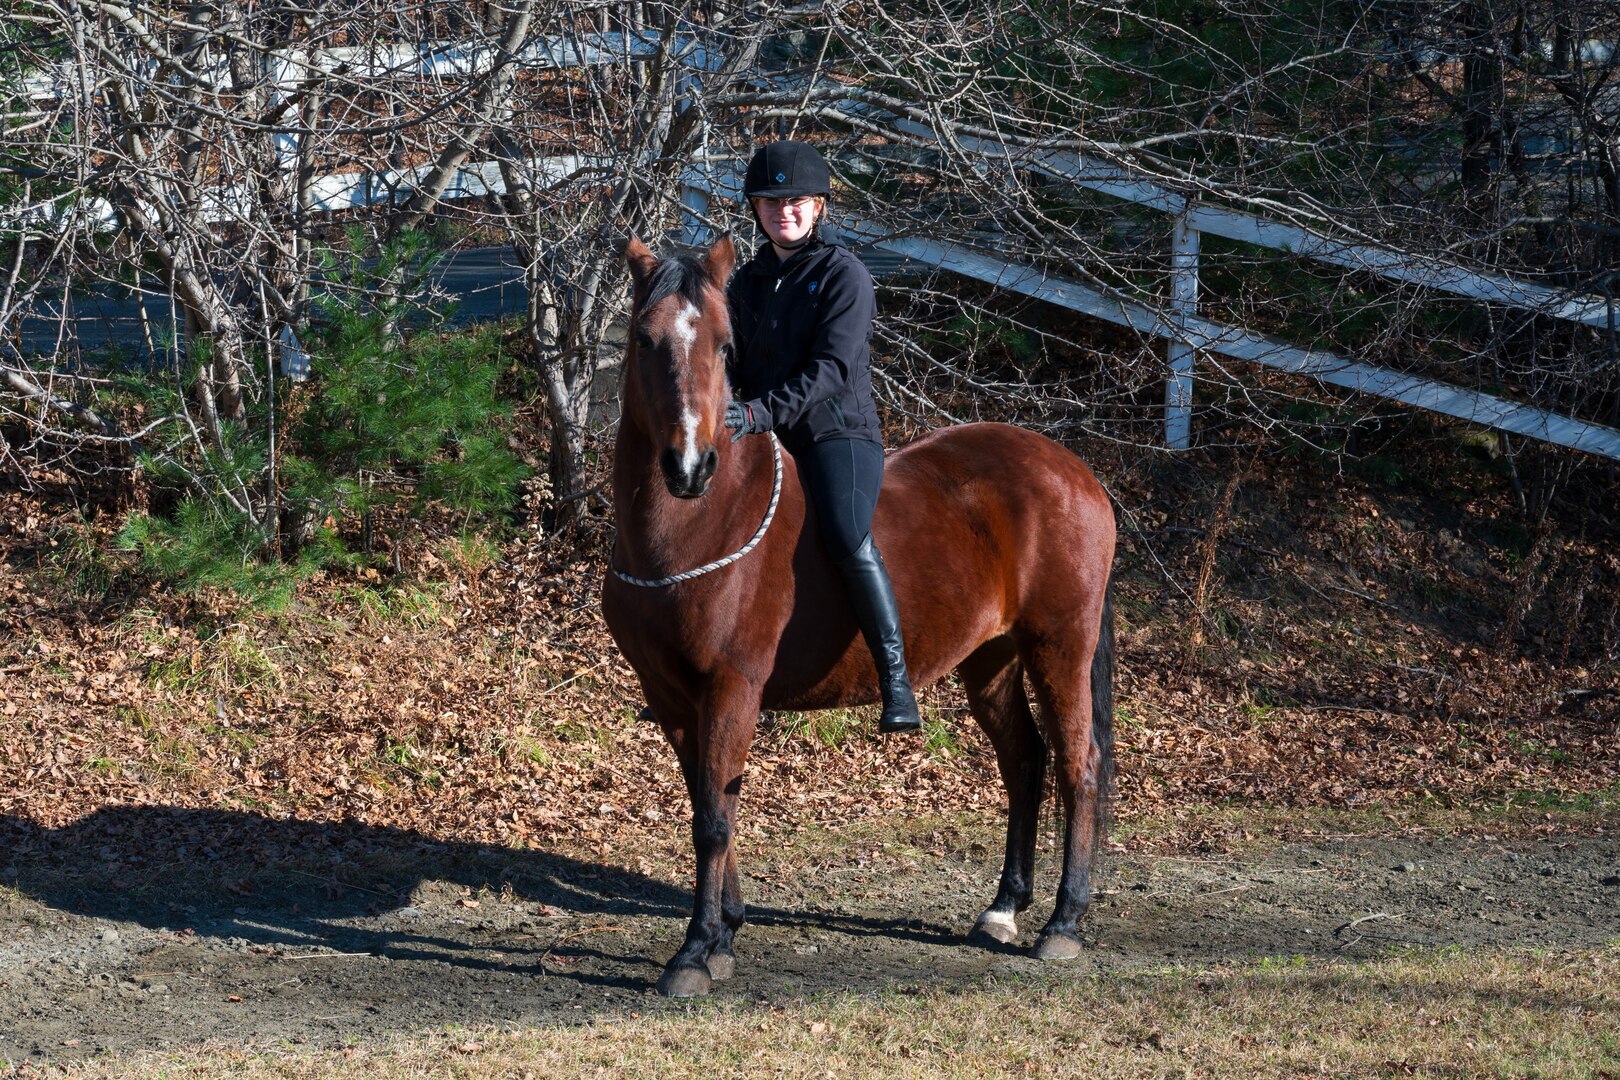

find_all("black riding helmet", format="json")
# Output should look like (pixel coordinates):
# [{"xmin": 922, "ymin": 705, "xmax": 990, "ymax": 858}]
[
  {"xmin": 743, "ymin": 140, "xmax": 831, "ymax": 199},
  {"xmin": 744, "ymin": 141, "xmax": 831, "ymax": 251}
]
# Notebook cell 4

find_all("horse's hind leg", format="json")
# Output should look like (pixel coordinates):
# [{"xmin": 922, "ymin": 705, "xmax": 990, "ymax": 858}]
[
  {"xmin": 960, "ymin": 637, "xmax": 1045, "ymax": 947},
  {"xmin": 1020, "ymin": 629, "xmax": 1108, "ymax": 961}
]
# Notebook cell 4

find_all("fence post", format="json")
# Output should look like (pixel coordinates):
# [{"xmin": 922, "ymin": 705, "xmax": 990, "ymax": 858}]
[
  {"xmin": 1165, "ymin": 204, "xmax": 1201, "ymax": 450},
  {"xmin": 679, "ymin": 174, "xmax": 710, "ymax": 246}
]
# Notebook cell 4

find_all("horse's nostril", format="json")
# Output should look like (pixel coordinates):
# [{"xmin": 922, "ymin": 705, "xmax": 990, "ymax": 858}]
[
  {"xmin": 700, "ymin": 448, "xmax": 718, "ymax": 482},
  {"xmin": 659, "ymin": 447, "xmax": 681, "ymax": 482}
]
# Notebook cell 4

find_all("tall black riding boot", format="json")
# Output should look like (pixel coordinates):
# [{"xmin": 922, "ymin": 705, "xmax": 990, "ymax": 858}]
[{"xmin": 835, "ymin": 534, "xmax": 922, "ymax": 734}]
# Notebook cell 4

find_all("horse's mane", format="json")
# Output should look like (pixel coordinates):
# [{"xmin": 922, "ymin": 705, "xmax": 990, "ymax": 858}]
[{"xmin": 641, "ymin": 251, "xmax": 713, "ymax": 313}]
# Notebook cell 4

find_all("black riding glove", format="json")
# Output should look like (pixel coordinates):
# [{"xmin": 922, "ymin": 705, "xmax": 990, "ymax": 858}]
[{"xmin": 723, "ymin": 400, "xmax": 771, "ymax": 442}]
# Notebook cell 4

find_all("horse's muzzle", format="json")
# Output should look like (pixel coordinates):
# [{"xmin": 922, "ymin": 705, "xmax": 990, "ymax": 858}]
[{"xmin": 660, "ymin": 445, "xmax": 718, "ymax": 499}]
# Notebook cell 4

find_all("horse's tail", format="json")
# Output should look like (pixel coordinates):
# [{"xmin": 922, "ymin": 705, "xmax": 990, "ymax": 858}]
[{"xmin": 1088, "ymin": 576, "xmax": 1117, "ymax": 851}]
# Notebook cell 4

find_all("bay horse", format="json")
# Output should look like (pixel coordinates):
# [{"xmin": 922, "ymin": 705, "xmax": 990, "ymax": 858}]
[{"xmin": 604, "ymin": 235, "xmax": 1116, "ymax": 998}]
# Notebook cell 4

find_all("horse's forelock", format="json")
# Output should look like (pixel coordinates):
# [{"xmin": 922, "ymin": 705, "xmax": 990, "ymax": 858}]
[{"xmin": 640, "ymin": 252, "xmax": 716, "ymax": 318}]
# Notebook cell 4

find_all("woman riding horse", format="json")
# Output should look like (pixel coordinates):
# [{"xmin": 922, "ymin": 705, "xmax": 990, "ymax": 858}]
[
  {"xmin": 722, "ymin": 140, "xmax": 921, "ymax": 734},
  {"xmin": 609, "ymin": 161, "xmax": 1116, "ymax": 997}
]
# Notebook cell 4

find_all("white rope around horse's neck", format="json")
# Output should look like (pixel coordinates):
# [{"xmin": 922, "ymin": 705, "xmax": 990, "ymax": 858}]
[{"xmin": 611, "ymin": 432, "xmax": 783, "ymax": 588}]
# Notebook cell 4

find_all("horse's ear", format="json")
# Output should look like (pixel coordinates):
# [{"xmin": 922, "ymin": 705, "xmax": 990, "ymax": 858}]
[
  {"xmin": 625, "ymin": 235, "xmax": 658, "ymax": 292},
  {"xmin": 703, "ymin": 234, "xmax": 736, "ymax": 286}
]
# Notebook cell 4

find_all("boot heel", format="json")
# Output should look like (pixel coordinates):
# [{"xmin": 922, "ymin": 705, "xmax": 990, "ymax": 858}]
[{"xmin": 879, "ymin": 708, "xmax": 922, "ymax": 734}]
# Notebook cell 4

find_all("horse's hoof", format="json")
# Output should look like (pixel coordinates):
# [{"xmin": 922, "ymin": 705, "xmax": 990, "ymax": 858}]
[
  {"xmin": 970, "ymin": 911, "xmax": 1019, "ymax": 945},
  {"xmin": 706, "ymin": 950, "xmax": 736, "ymax": 981},
  {"xmin": 1031, "ymin": 932, "xmax": 1085, "ymax": 961},
  {"xmin": 656, "ymin": 964, "xmax": 714, "ymax": 998}
]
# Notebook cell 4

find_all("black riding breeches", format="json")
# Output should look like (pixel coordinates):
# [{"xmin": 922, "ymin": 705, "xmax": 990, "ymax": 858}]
[{"xmin": 793, "ymin": 437, "xmax": 885, "ymax": 562}]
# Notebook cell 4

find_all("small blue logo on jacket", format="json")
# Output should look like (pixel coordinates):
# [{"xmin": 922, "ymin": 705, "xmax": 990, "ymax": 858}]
[{"xmin": 807, "ymin": 280, "xmax": 819, "ymax": 295}]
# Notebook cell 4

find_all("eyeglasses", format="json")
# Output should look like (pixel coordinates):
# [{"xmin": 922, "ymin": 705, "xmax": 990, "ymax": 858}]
[{"xmin": 753, "ymin": 196, "xmax": 819, "ymax": 212}]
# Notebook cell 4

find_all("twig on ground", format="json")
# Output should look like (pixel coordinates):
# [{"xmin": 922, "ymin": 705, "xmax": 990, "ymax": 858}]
[
  {"xmin": 1334, "ymin": 911, "xmax": 1402, "ymax": 950},
  {"xmin": 277, "ymin": 951, "xmax": 375, "ymax": 960},
  {"xmin": 282, "ymin": 867, "xmax": 397, "ymax": 897},
  {"xmin": 540, "ymin": 924, "xmax": 626, "ymax": 971}
]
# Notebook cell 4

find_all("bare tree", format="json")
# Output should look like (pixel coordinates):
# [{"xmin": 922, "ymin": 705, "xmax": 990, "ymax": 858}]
[
  {"xmin": 4, "ymin": 0, "xmax": 1617, "ymax": 545},
  {"xmin": 2, "ymin": 0, "xmax": 542, "ymax": 540},
  {"xmin": 484, "ymin": 3, "xmax": 772, "ymax": 526}
]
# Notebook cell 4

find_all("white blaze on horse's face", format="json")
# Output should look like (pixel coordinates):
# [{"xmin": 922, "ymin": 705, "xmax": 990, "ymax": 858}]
[
  {"xmin": 669, "ymin": 301, "xmax": 709, "ymax": 491},
  {"xmin": 672, "ymin": 302, "xmax": 704, "ymax": 477},
  {"xmin": 671, "ymin": 301, "xmax": 700, "ymax": 360},
  {"xmin": 654, "ymin": 298, "xmax": 721, "ymax": 499}
]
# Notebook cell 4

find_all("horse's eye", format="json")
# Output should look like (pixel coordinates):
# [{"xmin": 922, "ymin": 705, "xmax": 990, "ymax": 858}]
[
  {"xmin": 719, "ymin": 342, "xmax": 734, "ymax": 363},
  {"xmin": 635, "ymin": 331, "xmax": 655, "ymax": 351}
]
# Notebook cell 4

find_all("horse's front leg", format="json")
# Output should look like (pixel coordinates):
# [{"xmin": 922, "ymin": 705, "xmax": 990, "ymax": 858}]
[
  {"xmin": 657, "ymin": 676, "xmax": 760, "ymax": 998},
  {"xmin": 647, "ymin": 704, "xmax": 746, "ymax": 983}
]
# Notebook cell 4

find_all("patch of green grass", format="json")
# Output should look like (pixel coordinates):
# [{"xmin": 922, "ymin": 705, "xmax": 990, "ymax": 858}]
[
  {"xmin": 1249, "ymin": 681, "xmax": 1299, "ymax": 711},
  {"xmin": 920, "ymin": 710, "xmax": 961, "ymax": 759},
  {"xmin": 768, "ymin": 707, "xmax": 867, "ymax": 749},
  {"xmin": 548, "ymin": 718, "xmax": 609, "ymax": 747},
  {"xmin": 203, "ymin": 722, "xmax": 260, "ymax": 757},
  {"xmin": 114, "ymin": 704, "xmax": 201, "ymax": 779},
  {"xmin": 381, "ymin": 738, "xmax": 418, "ymax": 769},
  {"xmin": 373, "ymin": 736, "xmax": 441, "ymax": 787},
  {"xmin": 1251, "ymin": 952, "xmax": 1312, "ymax": 973},
  {"xmin": 1110, "ymin": 795, "xmax": 1620, "ymax": 856},
  {"xmin": 1501, "ymin": 730, "xmax": 1575, "ymax": 766},
  {"xmin": 1238, "ymin": 699, "xmax": 1277, "ymax": 727},
  {"xmin": 344, "ymin": 582, "xmax": 444, "ymax": 629},
  {"xmin": 1113, "ymin": 703, "xmax": 1145, "ymax": 731},
  {"xmin": 1201, "ymin": 602, "xmax": 1247, "ymax": 644},
  {"xmin": 439, "ymin": 534, "xmax": 499, "ymax": 577},
  {"xmin": 147, "ymin": 627, "xmax": 282, "ymax": 696},
  {"xmin": 1495, "ymin": 781, "xmax": 1620, "ymax": 815}
]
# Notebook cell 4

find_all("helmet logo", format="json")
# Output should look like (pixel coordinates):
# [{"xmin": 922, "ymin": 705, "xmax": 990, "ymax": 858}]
[{"xmin": 775, "ymin": 172, "xmax": 787, "ymax": 183}]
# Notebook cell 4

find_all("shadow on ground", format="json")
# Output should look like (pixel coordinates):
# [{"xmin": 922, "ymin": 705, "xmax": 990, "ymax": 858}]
[
  {"xmin": 0, "ymin": 807, "xmax": 980, "ymax": 1061},
  {"xmin": 3, "ymin": 808, "xmax": 1617, "ymax": 1063}
]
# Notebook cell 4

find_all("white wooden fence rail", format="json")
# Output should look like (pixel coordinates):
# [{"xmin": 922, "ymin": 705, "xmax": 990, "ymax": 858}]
[
  {"xmin": 859, "ymin": 231, "xmax": 1620, "ymax": 462},
  {"xmin": 884, "ymin": 118, "xmax": 1616, "ymax": 330},
  {"xmin": 19, "ymin": 32, "xmax": 717, "ymax": 100},
  {"xmin": 696, "ymin": 151, "xmax": 1620, "ymax": 461},
  {"xmin": 12, "ymin": 36, "xmax": 1620, "ymax": 459},
  {"xmin": 867, "ymin": 115, "xmax": 1618, "ymax": 452}
]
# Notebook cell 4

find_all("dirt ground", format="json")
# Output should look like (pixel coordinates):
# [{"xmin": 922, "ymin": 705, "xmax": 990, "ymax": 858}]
[{"xmin": 2, "ymin": 810, "xmax": 1616, "ymax": 1064}]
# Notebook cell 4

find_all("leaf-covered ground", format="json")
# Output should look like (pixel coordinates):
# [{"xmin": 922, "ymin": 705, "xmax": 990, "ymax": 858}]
[
  {"xmin": 2, "ymin": 420, "xmax": 1616, "ymax": 863},
  {"xmin": 3, "ymin": 414, "xmax": 1619, "ymax": 1071}
]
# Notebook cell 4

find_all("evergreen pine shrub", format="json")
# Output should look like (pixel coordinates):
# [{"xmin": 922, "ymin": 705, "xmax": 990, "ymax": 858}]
[{"xmin": 118, "ymin": 231, "xmax": 528, "ymax": 606}]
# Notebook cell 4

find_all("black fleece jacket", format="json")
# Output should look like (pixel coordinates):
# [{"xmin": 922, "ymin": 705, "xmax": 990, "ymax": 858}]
[{"xmin": 725, "ymin": 234, "xmax": 883, "ymax": 453}]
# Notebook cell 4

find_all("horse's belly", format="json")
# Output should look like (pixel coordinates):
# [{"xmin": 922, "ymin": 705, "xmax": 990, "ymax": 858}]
[{"xmin": 760, "ymin": 561, "xmax": 1006, "ymax": 712}]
